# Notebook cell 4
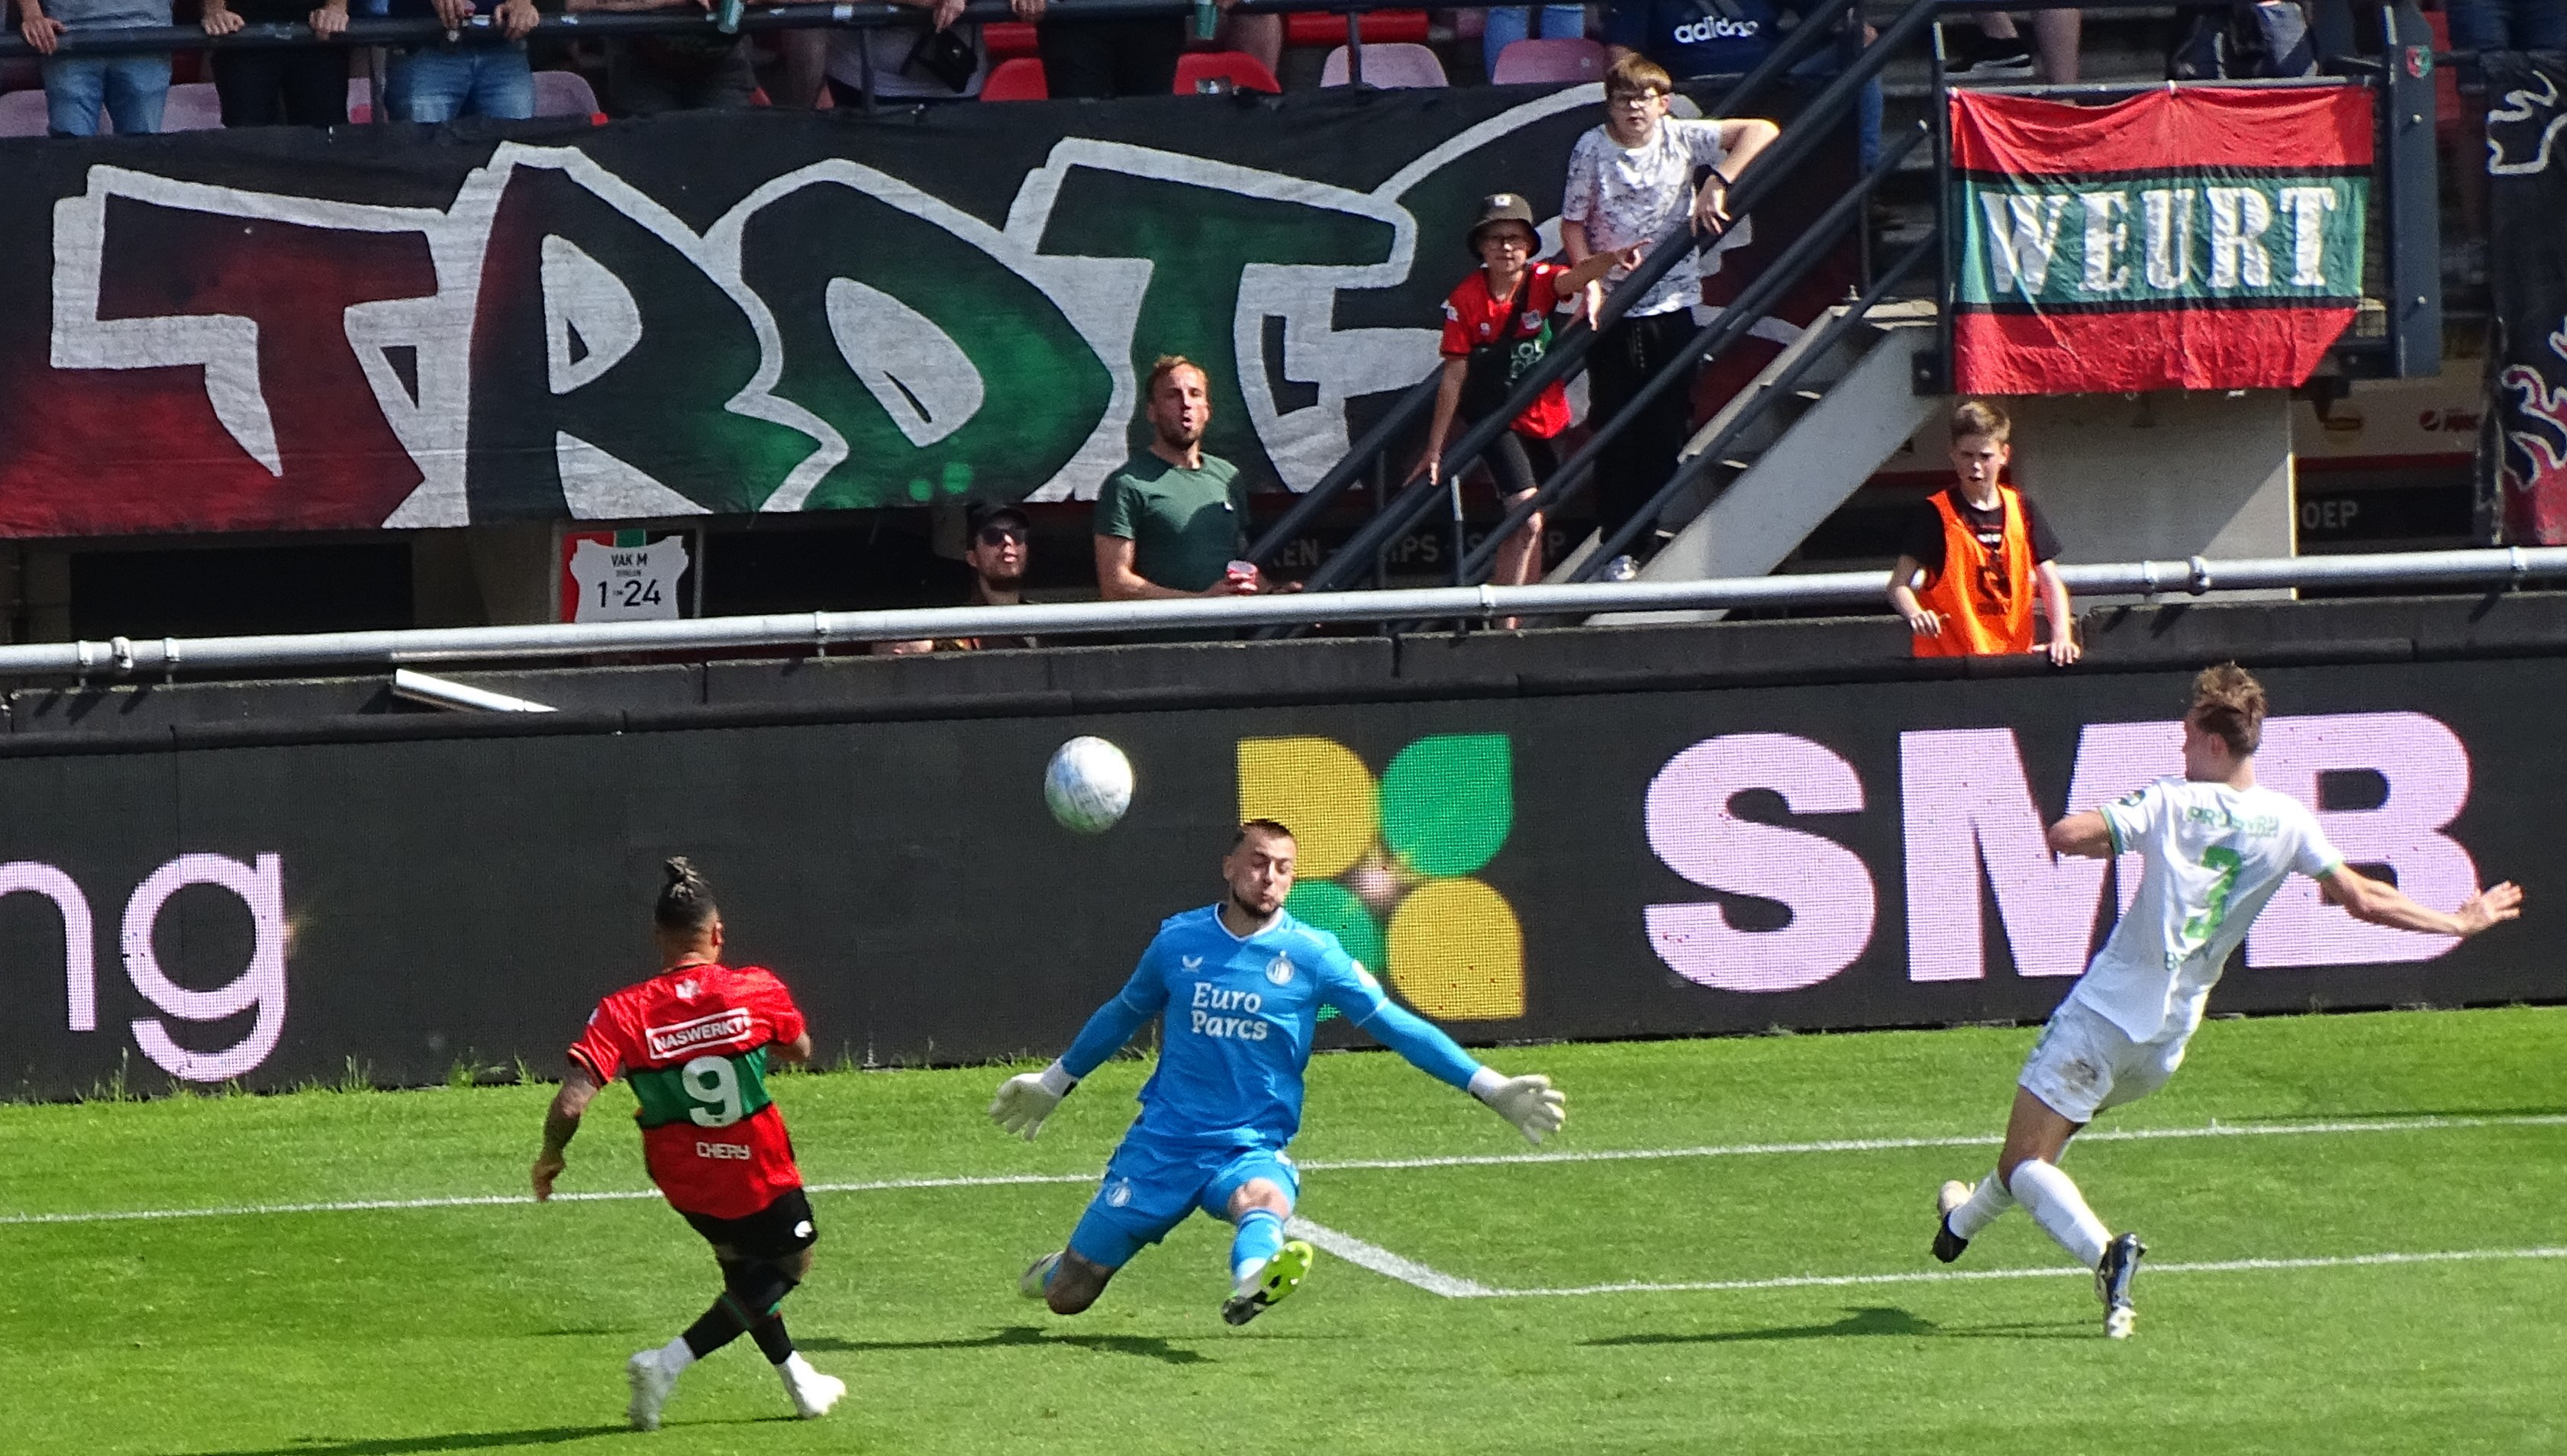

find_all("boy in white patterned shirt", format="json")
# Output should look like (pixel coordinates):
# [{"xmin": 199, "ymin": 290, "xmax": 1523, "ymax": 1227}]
[{"xmin": 1559, "ymin": 53, "xmax": 1775, "ymax": 574}]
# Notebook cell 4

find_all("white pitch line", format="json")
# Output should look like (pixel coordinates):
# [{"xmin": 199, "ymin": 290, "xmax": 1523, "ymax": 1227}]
[
  {"xmin": 1483, "ymin": 1245, "xmax": 2567, "ymax": 1298},
  {"xmin": 1289, "ymin": 1216, "xmax": 1498, "ymax": 1297},
  {"xmin": 0, "ymin": 1113, "xmax": 2557, "ymax": 1229},
  {"xmin": 1299, "ymin": 1113, "xmax": 2567, "ymax": 1175}
]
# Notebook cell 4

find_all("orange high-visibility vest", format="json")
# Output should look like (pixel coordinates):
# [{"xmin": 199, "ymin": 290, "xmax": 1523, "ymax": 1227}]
[{"xmin": 1912, "ymin": 485, "xmax": 2037, "ymax": 657}]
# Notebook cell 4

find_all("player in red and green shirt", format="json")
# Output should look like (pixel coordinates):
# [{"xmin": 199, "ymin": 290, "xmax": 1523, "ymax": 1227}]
[
  {"xmin": 531, "ymin": 857, "xmax": 843, "ymax": 1431},
  {"xmin": 1418, "ymin": 192, "xmax": 1639, "ymax": 590}
]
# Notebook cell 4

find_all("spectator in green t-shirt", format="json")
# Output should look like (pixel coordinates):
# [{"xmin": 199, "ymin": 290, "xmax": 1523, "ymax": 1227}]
[{"xmin": 1092, "ymin": 356, "xmax": 1262, "ymax": 601}]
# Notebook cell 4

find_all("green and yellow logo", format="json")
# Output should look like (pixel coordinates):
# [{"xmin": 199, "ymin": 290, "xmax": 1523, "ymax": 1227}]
[{"xmin": 1237, "ymin": 733, "xmax": 1521, "ymax": 1021}]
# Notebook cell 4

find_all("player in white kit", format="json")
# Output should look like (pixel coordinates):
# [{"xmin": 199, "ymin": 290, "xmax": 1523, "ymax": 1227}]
[{"xmin": 1929, "ymin": 665, "xmax": 2523, "ymax": 1337}]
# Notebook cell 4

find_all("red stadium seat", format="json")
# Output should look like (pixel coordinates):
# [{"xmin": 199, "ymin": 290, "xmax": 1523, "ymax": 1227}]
[
  {"xmin": 1172, "ymin": 50, "xmax": 1282, "ymax": 94},
  {"xmin": 1491, "ymin": 37, "xmax": 1606, "ymax": 85},
  {"xmin": 985, "ymin": 21, "xmax": 1039, "ymax": 58},
  {"xmin": 981, "ymin": 56, "xmax": 1050, "ymax": 101},
  {"xmin": 1283, "ymin": 8, "xmax": 1427, "ymax": 48}
]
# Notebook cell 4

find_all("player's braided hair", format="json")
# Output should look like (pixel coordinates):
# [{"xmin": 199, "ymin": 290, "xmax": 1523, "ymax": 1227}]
[
  {"xmin": 655, "ymin": 856, "xmax": 719, "ymax": 936},
  {"xmin": 2191, "ymin": 662, "xmax": 2266, "ymax": 757}
]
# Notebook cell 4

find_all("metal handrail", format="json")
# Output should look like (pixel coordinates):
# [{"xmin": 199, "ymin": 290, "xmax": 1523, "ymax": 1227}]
[
  {"xmin": 1569, "ymin": 230, "xmax": 1940, "ymax": 581},
  {"xmin": 1, "ymin": 0, "xmax": 1550, "ymax": 60},
  {"xmin": 1250, "ymin": 0, "xmax": 1862, "ymax": 581},
  {"xmin": 1456, "ymin": 120, "xmax": 1927, "ymax": 584},
  {"xmin": 1295, "ymin": 0, "xmax": 1897, "ymax": 595},
  {"xmin": 11, "ymin": 546, "xmax": 2561, "ymax": 679}
]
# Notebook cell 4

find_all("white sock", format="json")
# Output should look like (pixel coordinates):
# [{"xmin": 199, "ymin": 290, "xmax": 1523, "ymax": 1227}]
[
  {"xmin": 1946, "ymin": 1172, "xmax": 2016, "ymax": 1242},
  {"xmin": 657, "ymin": 1335, "xmax": 696, "ymax": 1374},
  {"xmin": 2007, "ymin": 1159, "xmax": 2110, "ymax": 1269},
  {"xmin": 777, "ymin": 1351, "xmax": 816, "ymax": 1380}
]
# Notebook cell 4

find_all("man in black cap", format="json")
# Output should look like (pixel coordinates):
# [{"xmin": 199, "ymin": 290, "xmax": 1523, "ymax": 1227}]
[{"xmin": 875, "ymin": 504, "xmax": 1038, "ymax": 655}]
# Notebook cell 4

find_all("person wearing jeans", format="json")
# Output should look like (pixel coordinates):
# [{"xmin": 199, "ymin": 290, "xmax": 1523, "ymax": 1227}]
[
  {"xmin": 382, "ymin": 0, "xmax": 540, "ymax": 121},
  {"xmin": 18, "ymin": 0, "xmax": 173, "ymax": 135},
  {"xmin": 1482, "ymin": 4, "xmax": 1585, "ymax": 79}
]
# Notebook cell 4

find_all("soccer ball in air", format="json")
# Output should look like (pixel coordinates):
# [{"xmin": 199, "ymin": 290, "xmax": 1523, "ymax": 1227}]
[{"xmin": 1043, "ymin": 736, "xmax": 1134, "ymax": 834}]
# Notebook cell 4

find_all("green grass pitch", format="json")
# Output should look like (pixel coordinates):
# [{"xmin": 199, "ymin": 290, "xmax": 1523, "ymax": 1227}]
[{"xmin": 5, "ymin": 1006, "xmax": 2562, "ymax": 1455}]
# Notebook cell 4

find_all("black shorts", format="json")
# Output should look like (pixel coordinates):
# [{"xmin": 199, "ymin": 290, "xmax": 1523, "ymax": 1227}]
[{"xmin": 680, "ymin": 1187, "xmax": 818, "ymax": 1261}]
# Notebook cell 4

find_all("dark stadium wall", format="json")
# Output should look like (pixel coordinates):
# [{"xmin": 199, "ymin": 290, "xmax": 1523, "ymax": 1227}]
[{"xmin": 0, "ymin": 646, "xmax": 2556, "ymax": 1099}]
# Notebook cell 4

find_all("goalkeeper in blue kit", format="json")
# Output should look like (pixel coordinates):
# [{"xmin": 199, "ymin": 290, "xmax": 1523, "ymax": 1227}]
[{"xmin": 991, "ymin": 818, "xmax": 1567, "ymax": 1325}]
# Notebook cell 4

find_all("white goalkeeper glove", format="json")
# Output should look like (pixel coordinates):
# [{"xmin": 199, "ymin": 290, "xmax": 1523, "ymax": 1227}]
[
  {"xmin": 988, "ymin": 1061, "xmax": 1078, "ymax": 1142},
  {"xmin": 1469, "ymin": 1068, "xmax": 1566, "ymax": 1145}
]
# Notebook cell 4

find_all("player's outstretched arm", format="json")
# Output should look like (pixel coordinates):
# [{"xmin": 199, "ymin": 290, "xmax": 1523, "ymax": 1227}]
[
  {"xmin": 1356, "ymin": 1000, "xmax": 1567, "ymax": 1145},
  {"xmin": 2045, "ymin": 811, "xmax": 2114, "ymax": 859},
  {"xmin": 531, "ymin": 1064, "xmax": 603, "ymax": 1200},
  {"xmin": 2321, "ymin": 866, "xmax": 2524, "ymax": 938},
  {"xmin": 990, "ymin": 968, "xmax": 1166, "ymax": 1142}
]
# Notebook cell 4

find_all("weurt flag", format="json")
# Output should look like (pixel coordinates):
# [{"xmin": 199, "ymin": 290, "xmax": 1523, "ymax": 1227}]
[{"xmin": 1950, "ymin": 85, "xmax": 2372, "ymax": 395}]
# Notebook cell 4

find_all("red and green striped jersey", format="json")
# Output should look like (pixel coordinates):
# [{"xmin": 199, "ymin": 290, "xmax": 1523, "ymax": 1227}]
[{"xmin": 569, "ymin": 962, "xmax": 808, "ymax": 1220}]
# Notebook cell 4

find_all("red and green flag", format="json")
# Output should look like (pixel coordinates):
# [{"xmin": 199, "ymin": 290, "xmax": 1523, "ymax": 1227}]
[{"xmin": 1949, "ymin": 85, "xmax": 2373, "ymax": 395}]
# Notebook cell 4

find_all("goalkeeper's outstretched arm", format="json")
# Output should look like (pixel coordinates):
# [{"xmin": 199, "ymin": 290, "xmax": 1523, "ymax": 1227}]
[
  {"xmin": 1351, "ymin": 1000, "xmax": 1567, "ymax": 1145},
  {"xmin": 989, "ymin": 963, "xmax": 1167, "ymax": 1141}
]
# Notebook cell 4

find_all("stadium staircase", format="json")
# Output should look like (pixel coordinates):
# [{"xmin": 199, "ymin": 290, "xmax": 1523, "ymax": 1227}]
[
  {"xmin": 1249, "ymin": 0, "xmax": 2441, "ymax": 614},
  {"xmin": 1554, "ymin": 300, "xmax": 1940, "ymax": 593}
]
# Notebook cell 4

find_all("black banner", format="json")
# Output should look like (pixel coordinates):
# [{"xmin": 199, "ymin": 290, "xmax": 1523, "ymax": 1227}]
[
  {"xmin": 0, "ymin": 81, "xmax": 1848, "ymax": 540},
  {"xmin": 0, "ymin": 655, "xmax": 2554, "ymax": 1098},
  {"xmin": 2482, "ymin": 53, "xmax": 2567, "ymax": 543}
]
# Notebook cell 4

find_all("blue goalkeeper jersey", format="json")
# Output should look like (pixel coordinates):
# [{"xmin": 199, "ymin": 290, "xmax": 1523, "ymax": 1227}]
[{"xmin": 1059, "ymin": 904, "xmax": 1483, "ymax": 1148}]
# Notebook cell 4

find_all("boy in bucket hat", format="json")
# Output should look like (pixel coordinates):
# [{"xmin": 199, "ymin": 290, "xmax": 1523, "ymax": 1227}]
[{"xmin": 1417, "ymin": 193, "xmax": 1640, "ymax": 589}]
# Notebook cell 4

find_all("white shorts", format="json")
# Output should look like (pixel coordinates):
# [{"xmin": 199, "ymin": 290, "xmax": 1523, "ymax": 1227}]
[{"xmin": 2017, "ymin": 995, "xmax": 2195, "ymax": 1125}]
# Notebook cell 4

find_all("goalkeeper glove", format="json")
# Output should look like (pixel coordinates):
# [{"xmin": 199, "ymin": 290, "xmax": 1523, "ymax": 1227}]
[
  {"xmin": 988, "ymin": 1061, "xmax": 1078, "ymax": 1141},
  {"xmin": 1469, "ymin": 1068, "xmax": 1566, "ymax": 1145}
]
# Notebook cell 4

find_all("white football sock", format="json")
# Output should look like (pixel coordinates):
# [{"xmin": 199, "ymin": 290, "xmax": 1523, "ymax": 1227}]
[
  {"xmin": 658, "ymin": 1335, "xmax": 697, "ymax": 1374},
  {"xmin": 777, "ymin": 1351, "xmax": 817, "ymax": 1380},
  {"xmin": 2007, "ymin": 1158, "xmax": 2109, "ymax": 1269},
  {"xmin": 1946, "ymin": 1171, "xmax": 2017, "ymax": 1242}
]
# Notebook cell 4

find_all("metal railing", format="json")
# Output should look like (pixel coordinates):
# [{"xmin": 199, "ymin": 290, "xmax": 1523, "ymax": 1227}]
[
  {"xmin": 1238, "ymin": 0, "xmax": 1863, "ymax": 583},
  {"xmin": 13, "ymin": 546, "xmax": 2563, "ymax": 681},
  {"xmin": 0, "ymin": 0, "xmax": 1567, "ymax": 61},
  {"xmin": 1272, "ymin": 0, "xmax": 1888, "ymax": 598},
  {"xmin": 1257, "ymin": 0, "xmax": 2442, "ymax": 597}
]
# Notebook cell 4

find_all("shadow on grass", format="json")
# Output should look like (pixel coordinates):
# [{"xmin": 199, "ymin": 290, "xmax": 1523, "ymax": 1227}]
[
  {"xmin": 189, "ymin": 1423, "xmax": 689, "ymax": 1454},
  {"xmin": 800, "ymin": 1324, "xmax": 1209, "ymax": 1366},
  {"xmin": 1588, "ymin": 1306, "xmax": 2098, "ymax": 1346}
]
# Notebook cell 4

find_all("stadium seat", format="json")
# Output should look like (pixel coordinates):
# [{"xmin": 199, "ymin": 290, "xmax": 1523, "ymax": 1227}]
[
  {"xmin": 1283, "ymin": 9, "xmax": 1427, "ymax": 47},
  {"xmin": 985, "ymin": 20, "xmax": 1039, "ymax": 58},
  {"xmin": 0, "ymin": 89, "xmax": 47, "ymax": 138},
  {"xmin": 1491, "ymin": 37, "xmax": 1605, "ymax": 85},
  {"xmin": 1172, "ymin": 50, "xmax": 1281, "ymax": 94},
  {"xmin": 981, "ymin": 56, "xmax": 1049, "ymax": 101},
  {"xmin": 530, "ymin": 69, "xmax": 601, "ymax": 120},
  {"xmin": 162, "ymin": 82, "xmax": 224, "ymax": 130},
  {"xmin": 1319, "ymin": 41, "xmax": 1447, "ymax": 88}
]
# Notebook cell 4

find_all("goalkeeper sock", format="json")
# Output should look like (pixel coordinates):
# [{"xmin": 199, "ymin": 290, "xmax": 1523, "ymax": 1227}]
[
  {"xmin": 2008, "ymin": 1158, "xmax": 2109, "ymax": 1270},
  {"xmin": 1230, "ymin": 1209, "xmax": 1287, "ymax": 1289},
  {"xmin": 1946, "ymin": 1171, "xmax": 2016, "ymax": 1242}
]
